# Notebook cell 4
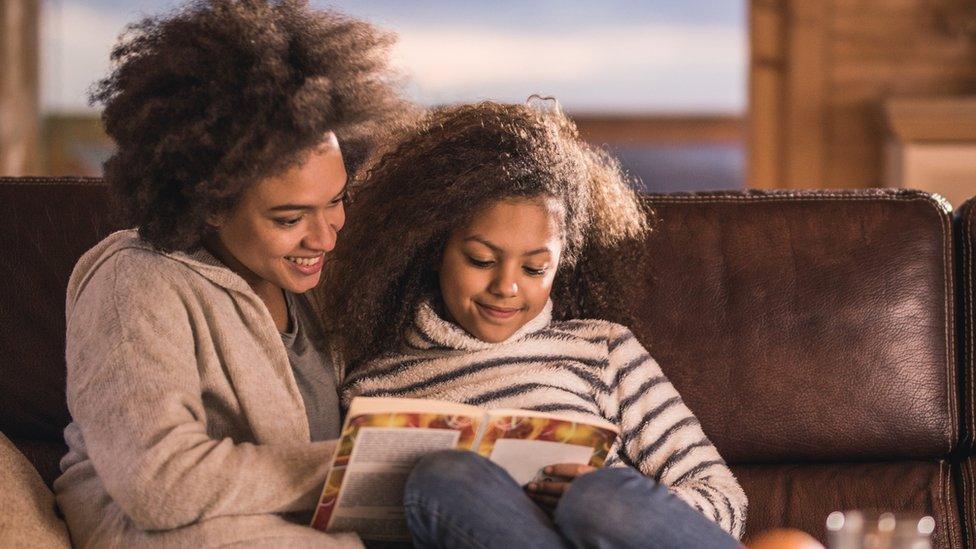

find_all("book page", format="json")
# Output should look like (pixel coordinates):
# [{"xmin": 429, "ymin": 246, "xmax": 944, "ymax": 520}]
[
  {"xmin": 310, "ymin": 400, "xmax": 483, "ymax": 541},
  {"xmin": 489, "ymin": 438, "xmax": 595, "ymax": 486},
  {"xmin": 478, "ymin": 413, "xmax": 619, "ymax": 477}
]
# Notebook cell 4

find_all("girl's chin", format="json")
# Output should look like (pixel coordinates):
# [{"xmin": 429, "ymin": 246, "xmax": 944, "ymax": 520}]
[{"xmin": 470, "ymin": 324, "xmax": 520, "ymax": 343}]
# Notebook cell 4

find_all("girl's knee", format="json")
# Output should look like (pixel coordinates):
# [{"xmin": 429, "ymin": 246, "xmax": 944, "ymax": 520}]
[
  {"xmin": 555, "ymin": 468, "xmax": 668, "ymax": 538},
  {"xmin": 407, "ymin": 450, "xmax": 488, "ymax": 493}
]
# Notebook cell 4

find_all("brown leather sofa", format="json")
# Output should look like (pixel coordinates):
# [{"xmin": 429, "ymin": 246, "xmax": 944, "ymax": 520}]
[{"xmin": 1, "ymin": 177, "xmax": 973, "ymax": 547}]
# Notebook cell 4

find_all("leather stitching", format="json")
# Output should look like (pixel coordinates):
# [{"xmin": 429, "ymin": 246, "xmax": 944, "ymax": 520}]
[
  {"xmin": 0, "ymin": 177, "xmax": 103, "ymax": 186},
  {"xmin": 962, "ymin": 459, "xmax": 972, "ymax": 545},
  {"xmin": 942, "ymin": 460, "xmax": 956, "ymax": 548}
]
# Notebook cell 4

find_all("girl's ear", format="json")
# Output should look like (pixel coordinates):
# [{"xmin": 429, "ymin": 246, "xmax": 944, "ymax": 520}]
[{"xmin": 206, "ymin": 211, "xmax": 227, "ymax": 228}]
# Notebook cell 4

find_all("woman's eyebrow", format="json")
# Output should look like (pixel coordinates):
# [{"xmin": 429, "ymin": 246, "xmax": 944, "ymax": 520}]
[{"xmin": 266, "ymin": 185, "xmax": 347, "ymax": 212}]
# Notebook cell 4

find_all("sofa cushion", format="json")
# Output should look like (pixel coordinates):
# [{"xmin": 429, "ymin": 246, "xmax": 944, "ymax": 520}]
[
  {"xmin": 735, "ymin": 460, "xmax": 960, "ymax": 548},
  {"xmin": 631, "ymin": 190, "xmax": 957, "ymax": 462},
  {"xmin": 0, "ymin": 431, "xmax": 71, "ymax": 548}
]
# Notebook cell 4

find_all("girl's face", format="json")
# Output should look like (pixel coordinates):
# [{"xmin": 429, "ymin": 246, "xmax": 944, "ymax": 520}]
[
  {"xmin": 209, "ymin": 134, "xmax": 347, "ymax": 297},
  {"xmin": 438, "ymin": 197, "xmax": 563, "ymax": 343}
]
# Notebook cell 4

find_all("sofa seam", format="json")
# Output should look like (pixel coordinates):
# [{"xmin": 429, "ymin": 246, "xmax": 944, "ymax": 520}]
[{"xmin": 943, "ymin": 205, "xmax": 957, "ymax": 456}]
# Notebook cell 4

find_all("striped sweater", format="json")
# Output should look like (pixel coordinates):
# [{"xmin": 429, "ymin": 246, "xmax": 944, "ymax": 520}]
[{"xmin": 343, "ymin": 300, "xmax": 747, "ymax": 539}]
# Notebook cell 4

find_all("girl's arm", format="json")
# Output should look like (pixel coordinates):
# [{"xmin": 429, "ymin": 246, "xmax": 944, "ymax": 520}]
[
  {"xmin": 64, "ymin": 250, "xmax": 335, "ymax": 531},
  {"xmin": 602, "ymin": 324, "xmax": 747, "ymax": 539}
]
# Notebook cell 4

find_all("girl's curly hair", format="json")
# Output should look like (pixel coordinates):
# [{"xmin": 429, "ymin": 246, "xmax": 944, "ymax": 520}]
[
  {"xmin": 92, "ymin": 0, "xmax": 410, "ymax": 251},
  {"xmin": 318, "ymin": 101, "xmax": 651, "ymax": 370}
]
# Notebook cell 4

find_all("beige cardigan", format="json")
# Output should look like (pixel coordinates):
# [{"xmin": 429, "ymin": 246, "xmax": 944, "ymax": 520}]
[{"xmin": 54, "ymin": 230, "xmax": 360, "ymax": 548}]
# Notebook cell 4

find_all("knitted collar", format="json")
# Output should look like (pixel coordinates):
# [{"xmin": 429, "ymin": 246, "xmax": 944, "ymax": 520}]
[{"xmin": 407, "ymin": 298, "xmax": 554, "ymax": 352}]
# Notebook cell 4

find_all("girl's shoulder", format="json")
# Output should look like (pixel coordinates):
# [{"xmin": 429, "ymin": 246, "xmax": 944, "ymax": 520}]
[{"xmin": 545, "ymin": 318, "xmax": 635, "ymax": 346}]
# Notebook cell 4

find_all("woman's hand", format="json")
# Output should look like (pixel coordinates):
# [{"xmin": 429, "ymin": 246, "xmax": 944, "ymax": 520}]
[{"xmin": 524, "ymin": 463, "xmax": 596, "ymax": 511}]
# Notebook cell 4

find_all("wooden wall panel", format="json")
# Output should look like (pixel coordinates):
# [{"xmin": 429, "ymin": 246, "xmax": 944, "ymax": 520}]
[
  {"xmin": 0, "ymin": 0, "xmax": 40, "ymax": 176},
  {"xmin": 749, "ymin": 0, "xmax": 976, "ymax": 189}
]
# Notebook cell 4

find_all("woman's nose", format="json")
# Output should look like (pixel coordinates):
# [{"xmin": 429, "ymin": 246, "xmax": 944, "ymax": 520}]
[{"xmin": 305, "ymin": 208, "xmax": 343, "ymax": 251}]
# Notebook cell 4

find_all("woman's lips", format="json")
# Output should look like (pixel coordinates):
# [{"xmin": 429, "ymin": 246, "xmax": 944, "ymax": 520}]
[
  {"xmin": 476, "ymin": 302, "xmax": 521, "ymax": 320},
  {"xmin": 285, "ymin": 255, "xmax": 323, "ymax": 276}
]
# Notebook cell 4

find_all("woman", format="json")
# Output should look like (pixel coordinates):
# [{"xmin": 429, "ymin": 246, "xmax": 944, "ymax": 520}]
[{"xmin": 53, "ymin": 1, "xmax": 406, "ymax": 546}]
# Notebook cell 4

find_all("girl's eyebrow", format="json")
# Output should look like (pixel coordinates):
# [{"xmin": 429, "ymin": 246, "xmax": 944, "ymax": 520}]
[{"xmin": 463, "ymin": 235, "xmax": 552, "ymax": 257}]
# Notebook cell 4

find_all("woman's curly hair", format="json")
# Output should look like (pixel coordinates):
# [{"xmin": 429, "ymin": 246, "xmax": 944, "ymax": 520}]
[
  {"xmin": 319, "ymin": 101, "xmax": 651, "ymax": 370},
  {"xmin": 91, "ymin": 0, "xmax": 410, "ymax": 251}
]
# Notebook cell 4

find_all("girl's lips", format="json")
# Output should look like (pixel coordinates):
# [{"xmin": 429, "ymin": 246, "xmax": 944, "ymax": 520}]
[{"xmin": 476, "ymin": 302, "xmax": 522, "ymax": 320}]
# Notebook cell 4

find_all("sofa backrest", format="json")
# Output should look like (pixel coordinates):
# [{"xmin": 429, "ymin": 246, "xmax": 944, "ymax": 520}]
[
  {"xmin": 630, "ymin": 190, "xmax": 960, "ymax": 545},
  {"xmin": 0, "ymin": 179, "xmax": 966, "ymax": 546},
  {"xmin": 0, "ymin": 178, "xmax": 119, "ymax": 486}
]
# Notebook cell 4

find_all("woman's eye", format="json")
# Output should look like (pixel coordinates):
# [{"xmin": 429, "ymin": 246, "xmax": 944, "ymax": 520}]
[
  {"xmin": 467, "ymin": 257, "xmax": 494, "ymax": 268},
  {"xmin": 523, "ymin": 266, "xmax": 548, "ymax": 277},
  {"xmin": 275, "ymin": 216, "xmax": 302, "ymax": 227}
]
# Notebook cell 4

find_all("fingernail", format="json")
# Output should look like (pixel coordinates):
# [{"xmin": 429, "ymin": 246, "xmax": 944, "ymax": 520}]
[{"xmin": 544, "ymin": 466, "xmax": 553, "ymax": 474}]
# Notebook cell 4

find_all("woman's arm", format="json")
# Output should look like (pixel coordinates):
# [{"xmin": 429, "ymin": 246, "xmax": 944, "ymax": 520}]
[
  {"xmin": 603, "ymin": 324, "xmax": 747, "ymax": 539},
  {"xmin": 65, "ymin": 250, "xmax": 334, "ymax": 531}
]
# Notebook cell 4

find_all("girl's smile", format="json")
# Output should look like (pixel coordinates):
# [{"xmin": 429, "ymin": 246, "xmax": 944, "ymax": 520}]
[{"xmin": 475, "ymin": 301, "xmax": 526, "ymax": 321}]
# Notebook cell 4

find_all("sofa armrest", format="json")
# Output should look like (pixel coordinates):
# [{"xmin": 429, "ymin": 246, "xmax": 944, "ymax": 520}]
[{"xmin": 0, "ymin": 431, "xmax": 70, "ymax": 548}]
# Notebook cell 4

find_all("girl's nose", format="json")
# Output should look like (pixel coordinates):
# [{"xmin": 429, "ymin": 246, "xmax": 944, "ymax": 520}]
[{"xmin": 490, "ymin": 270, "xmax": 518, "ymax": 297}]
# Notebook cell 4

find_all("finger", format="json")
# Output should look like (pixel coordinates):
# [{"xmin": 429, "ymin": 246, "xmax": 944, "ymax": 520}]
[
  {"xmin": 527, "ymin": 481, "xmax": 570, "ymax": 496},
  {"xmin": 544, "ymin": 463, "xmax": 597, "ymax": 478},
  {"xmin": 526, "ymin": 492, "xmax": 561, "ymax": 509}
]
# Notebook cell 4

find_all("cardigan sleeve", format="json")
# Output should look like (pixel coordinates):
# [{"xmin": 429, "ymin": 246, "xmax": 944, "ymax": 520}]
[
  {"xmin": 65, "ymin": 250, "xmax": 335, "ymax": 531},
  {"xmin": 603, "ymin": 324, "xmax": 747, "ymax": 539}
]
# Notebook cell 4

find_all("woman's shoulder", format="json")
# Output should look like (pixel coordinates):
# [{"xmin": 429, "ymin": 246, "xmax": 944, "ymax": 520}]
[
  {"xmin": 74, "ymin": 228, "xmax": 187, "ymax": 275},
  {"xmin": 66, "ymin": 230, "xmax": 226, "ymax": 315}
]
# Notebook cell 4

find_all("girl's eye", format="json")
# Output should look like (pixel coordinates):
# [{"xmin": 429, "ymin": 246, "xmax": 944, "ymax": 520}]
[
  {"xmin": 523, "ymin": 266, "xmax": 548, "ymax": 277},
  {"xmin": 467, "ymin": 257, "xmax": 494, "ymax": 268},
  {"xmin": 275, "ymin": 216, "xmax": 303, "ymax": 227}
]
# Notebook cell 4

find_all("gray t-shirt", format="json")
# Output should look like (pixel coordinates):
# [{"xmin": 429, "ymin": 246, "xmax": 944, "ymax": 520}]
[{"xmin": 280, "ymin": 292, "xmax": 342, "ymax": 442}]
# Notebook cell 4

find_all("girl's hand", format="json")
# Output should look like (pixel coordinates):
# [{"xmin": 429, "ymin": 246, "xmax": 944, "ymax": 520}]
[{"xmin": 524, "ymin": 463, "xmax": 596, "ymax": 511}]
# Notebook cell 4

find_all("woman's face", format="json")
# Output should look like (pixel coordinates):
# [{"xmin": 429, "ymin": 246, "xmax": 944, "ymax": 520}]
[
  {"xmin": 210, "ymin": 135, "xmax": 347, "ymax": 296},
  {"xmin": 438, "ymin": 197, "xmax": 563, "ymax": 343}
]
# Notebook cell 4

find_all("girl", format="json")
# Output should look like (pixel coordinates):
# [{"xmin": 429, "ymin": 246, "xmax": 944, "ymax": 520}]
[
  {"xmin": 322, "ymin": 101, "xmax": 746, "ymax": 548},
  {"xmin": 55, "ymin": 1, "xmax": 407, "ymax": 546}
]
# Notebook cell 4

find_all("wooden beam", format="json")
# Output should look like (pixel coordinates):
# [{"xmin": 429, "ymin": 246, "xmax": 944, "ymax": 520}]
[
  {"xmin": 748, "ymin": 0, "xmax": 786, "ymax": 188},
  {"xmin": 572, "ymin": 114, "xmax": 743, "ymax": 145},
  {"xmin": 0, "ymin": 0, "xmax": 40, "ymax": 176},
  {"xmin": 783, "ymin": 0, "xmax": 828, "ymax": 188}
]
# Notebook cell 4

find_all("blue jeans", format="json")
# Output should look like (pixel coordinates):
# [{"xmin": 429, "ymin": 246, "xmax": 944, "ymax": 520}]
[{"xmin": 403, "ymin": 450, "xmax": 741, "ymax": 549}]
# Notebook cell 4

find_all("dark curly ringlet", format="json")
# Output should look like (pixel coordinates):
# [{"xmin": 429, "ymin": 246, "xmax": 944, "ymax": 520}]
[
  {"xmin": 319, "ymin": 101, "xmax": 651, "ymax": 371},
  {"xmin": 91, "ymin": 0, "xmax": 409, "ymax": 251}
]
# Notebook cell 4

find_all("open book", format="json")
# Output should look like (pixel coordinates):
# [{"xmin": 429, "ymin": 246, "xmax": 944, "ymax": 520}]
[{"xmin": 310, "ymin": 396, "xmax": 619, "ymax": 541}]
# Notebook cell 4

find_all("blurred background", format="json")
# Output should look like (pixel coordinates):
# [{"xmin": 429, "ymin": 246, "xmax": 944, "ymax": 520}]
[{"xmin": 2, "ymin": 1, "xmax": 975, "ymax": 202}]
